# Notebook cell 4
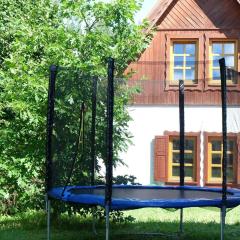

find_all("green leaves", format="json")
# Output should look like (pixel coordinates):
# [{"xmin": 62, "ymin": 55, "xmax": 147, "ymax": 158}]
[{"xmin": 0, "ymin": 0, "xmax": 151, "ymax": 214}]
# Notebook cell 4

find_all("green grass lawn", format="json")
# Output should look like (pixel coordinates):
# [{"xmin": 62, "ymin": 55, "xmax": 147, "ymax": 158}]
[{"xmin": 1, "ymin": 207, "xmax": 240, "ymax": 240}]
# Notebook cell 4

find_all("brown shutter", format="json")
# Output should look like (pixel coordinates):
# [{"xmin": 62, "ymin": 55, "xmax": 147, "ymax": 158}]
[
  {"xmin": 154, "ymin": 136, "xmax": 168, "ymax": 182},
  {"xmin": 236, "ymin": 134, "xmax": 240, "ymax": 185}
]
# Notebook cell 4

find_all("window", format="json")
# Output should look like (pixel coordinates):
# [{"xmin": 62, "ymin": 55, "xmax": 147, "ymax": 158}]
[
  {"xmin": 168, "ymin": 136, "xmax": 197, "ymax": 182},
  {"xmin": 209, "ymin": 41, "xmax": 238, "ymax": 84},
  {"xmin": 170, "ymin": 41, "xmax": 197, "ymax": 84},
  {"xmin": 207, "ymin": 137, "xmax": 236, "ymax": 183}
]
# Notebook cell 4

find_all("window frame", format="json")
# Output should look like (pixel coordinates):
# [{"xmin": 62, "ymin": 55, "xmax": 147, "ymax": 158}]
[
  {"xmin": 165, "ymin": 131, "xmax": 200, "ymax": 185},
  {"xmin": 209, "ymin": 40, "xmax": 238, "ymax": 85},
  {"xmin": 168, "ymin": 136, "xmax": 197, "ymax": 182},
  {"xmin": 204, "ymin": 132, "xmax": 238, "ymax": 186},
  {"xmin": 170, "ymin": 40, "xmax": 198, "ymax": 85}
]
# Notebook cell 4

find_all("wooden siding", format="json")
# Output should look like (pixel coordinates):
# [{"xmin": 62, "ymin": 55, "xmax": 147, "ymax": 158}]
[
  {"xmin": 158, "ymin": 0, "xmax": 240, "ymax": 30},
  {"xmin": 128, "ymin": 0, "xmax": 240, "ymax": 105}
]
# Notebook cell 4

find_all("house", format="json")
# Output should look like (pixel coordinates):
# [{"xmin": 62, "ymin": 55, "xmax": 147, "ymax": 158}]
[{"xmin": 116, "ymin": 0, "xmax": 240, "ymax": 187}]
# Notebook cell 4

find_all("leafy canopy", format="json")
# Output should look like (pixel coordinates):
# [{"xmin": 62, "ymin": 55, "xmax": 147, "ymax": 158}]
[{"xmin": 0, "ymin": 0, "xmax": 152, "ymax": 214}]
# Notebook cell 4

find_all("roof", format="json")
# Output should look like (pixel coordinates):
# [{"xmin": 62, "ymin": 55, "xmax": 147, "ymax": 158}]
[{"xmin": 147, "ymin": 0, "xmax": 240, "ymax": 28}]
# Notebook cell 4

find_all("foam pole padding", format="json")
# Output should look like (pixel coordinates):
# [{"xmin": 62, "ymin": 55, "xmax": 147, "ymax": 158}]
[
  {"xmin": 219, "ymin": 58, "xmax": 227, "ymax": 203},
  {"xmin": 46, "ymin": 65, "xmax": 57, "ymax": 193},
  {"xmin": 179, "ymin": 80, "xmax": 185, "ymax": 187},
  {"xmin": 105, "ymin": 58, "xmax": 115, "ymax": 206}
]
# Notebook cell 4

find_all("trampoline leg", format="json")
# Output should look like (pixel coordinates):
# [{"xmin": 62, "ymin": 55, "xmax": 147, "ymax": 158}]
[
  {"xmin": 105, "ymin": 205, "xmax": 110, "ymax": 240},
  {"xmin": 221, "ymin": 206, "xmax": 226, "ymax": 240},
  {"xmin": 179, "ymin": 208, "xmax": 184, "ymax": 234},
  {"xmin": 47, "ymin": 199, "xmax": 51, "ymax": 240},
  {"xmin": 92, "ymin": 207, "xmax": 97, "ymax": 235}
]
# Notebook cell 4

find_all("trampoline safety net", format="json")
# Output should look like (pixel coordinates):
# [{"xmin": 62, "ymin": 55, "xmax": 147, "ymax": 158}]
[{"xmin": 47, "ymin": 66, "xmax": 107, "ymax": 192}]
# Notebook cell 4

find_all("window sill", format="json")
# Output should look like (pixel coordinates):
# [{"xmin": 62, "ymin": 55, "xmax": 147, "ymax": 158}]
[{"xmin": 205, "ymin": 83, "xmax": 240, "ymax": 91}]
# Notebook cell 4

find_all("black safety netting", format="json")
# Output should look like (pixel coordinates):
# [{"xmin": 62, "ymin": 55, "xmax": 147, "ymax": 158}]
[
  {"xmin": 46, "ymin": 66, "xmax": 129, "ymax": 192},
  {"xmin": 47, "ymin": 67, "xmax": 104, "ymax": 190}
]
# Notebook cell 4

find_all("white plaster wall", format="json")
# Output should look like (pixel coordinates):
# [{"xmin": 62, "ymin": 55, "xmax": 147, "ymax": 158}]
[{"xmin": 114, "ymin": 105, "xmax": 240, "ymax": 185}]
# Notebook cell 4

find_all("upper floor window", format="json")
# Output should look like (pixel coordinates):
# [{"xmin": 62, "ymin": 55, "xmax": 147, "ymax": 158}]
[
  {"xmin": 170, "ymin": 41, "xmax": 197, "ymax": 84},
  {"xmin": 209, "ymin": 41, "xmax": 238, "ymax": 84}
]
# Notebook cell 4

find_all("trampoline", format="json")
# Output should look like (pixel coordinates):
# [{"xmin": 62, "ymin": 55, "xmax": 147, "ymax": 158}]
[
  {"xmin": 49, "ymin": 185, "xmax": 240, "ymax": 210},
  {"xmin": 45, "ymin": 58, "xmax": 240, "ymax": 240}
]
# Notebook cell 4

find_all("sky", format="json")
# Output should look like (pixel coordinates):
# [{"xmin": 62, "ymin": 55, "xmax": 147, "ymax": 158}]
[{"xmin": 134, "ymin": 0, "xmax": 158, "ymax": 23}]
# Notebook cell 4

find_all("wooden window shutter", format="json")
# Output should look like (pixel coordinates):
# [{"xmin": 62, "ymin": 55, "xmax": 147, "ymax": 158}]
[
  {"xmin": 154, "ymin": 136, "xmax": 168, "ymax": 182},
  {"xmin": 236, "ymin": 134, "xmax": 240, "ymax": 185}
]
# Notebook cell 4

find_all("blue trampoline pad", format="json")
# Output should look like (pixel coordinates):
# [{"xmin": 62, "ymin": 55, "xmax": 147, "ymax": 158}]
[{"xmin": 48, "ymin": 185, "xmax": 240, "ymax": 210}]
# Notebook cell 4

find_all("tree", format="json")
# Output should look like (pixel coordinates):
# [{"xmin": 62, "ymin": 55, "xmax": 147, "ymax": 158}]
[{"xmin": 0, "ymin": 0, "xmax": 152, "ymax": 214}]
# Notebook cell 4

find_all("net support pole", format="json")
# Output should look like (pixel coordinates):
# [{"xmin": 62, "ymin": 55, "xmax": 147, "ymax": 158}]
[
  {"xmin": 45, "ymin": 65, "xmax": 57, "ymax": 240},
  {"xmin": 105, "ymin": 58, "xmax": 115, "ymax": 240},
  {"xmin": 179, "ymin": 80, "xmax": 185, "ymax": 234},
  {"xmin": 219, "ymin": 58, "xmax": 227, "ymax": 240}
]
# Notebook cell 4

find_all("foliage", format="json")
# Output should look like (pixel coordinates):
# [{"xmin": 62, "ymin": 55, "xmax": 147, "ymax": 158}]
[{"xmin": 0, "ymin": 0, "xmax": 152, "ymax": 214}]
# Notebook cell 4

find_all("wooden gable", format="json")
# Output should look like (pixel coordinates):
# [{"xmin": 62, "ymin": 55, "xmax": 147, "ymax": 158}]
[{"xmin": 156, "ymin": 0, "xmax": 240, "ymax": 30}]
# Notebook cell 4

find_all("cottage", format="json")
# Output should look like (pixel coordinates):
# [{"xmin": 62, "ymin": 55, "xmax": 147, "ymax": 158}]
[{"xmin": 117, "ymin": 0, "xmax": 240, "ymax": 187}]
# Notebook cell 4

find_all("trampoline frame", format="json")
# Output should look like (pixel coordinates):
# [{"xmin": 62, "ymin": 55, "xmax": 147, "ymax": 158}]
[{"xmin": 45, "ymin": 58, "xmax": 234, "ymax": 240}]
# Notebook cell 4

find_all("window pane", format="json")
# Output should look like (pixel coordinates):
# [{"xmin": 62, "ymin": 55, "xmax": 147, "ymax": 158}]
[
  {"xmin": 212, "ymin": 69, "xmax": 220, "ymax": 81},
  {"xmin": 185, "ymin": 139, "xmax": 194, "ymax": 150},
  {"xmin": 212, "ymin": 140, "xmax": 221, "ymax": 151},
  {"xmin": 186, "ymin": 69, "xmax": 195, "ymax": 81},
  {"xmin": 227, "ymin": 140, "xmax": 234, "ymax": 151},
  {"xmin": 174, "ymin": 70, "xmax": 183, "ymax": 81},
  {"xmin": 227, "ymin": 154, "xmax": 233, "ymax": 165},
  {"xmin": 227, "ymin": 167, "xmax": 233, "ymax": 181},
  {"xmin": 185, "ymin": 44, "xmax": 195, "ymax": 55},
  {"xmin": 226, "ymin": 68, "xmax": 237, "ymax": 83},
  {"xmin": 212, "ymin": 43, "xmax": 222, "ymax": 54},
  {"xmin": 213, "ymin": 56, "xmax": 221, "ymax": 67},
  {"xmin": 224, "ymin": 43, "xmax": 234, "ymax": 54},
  {"xmin": 173, "ymin": 139, "xmax": 180, "ymax": 150},
  {"xmin": 173, "ymin": 153, "xmax": 180, "ymax": 163},
  {"xmin": 184, "ymin": 153, "xmax": 193, "ymax": 164},
  {"xmin": 174, "ymin": 44, "xmax": 184, "ymax": 54},
  {"xmin": 212, "ymin": 154, "xmax": 221, "ymax": 164},
  {"xmin": 212, "ymin": 167, "xmax": 221, "ymax": 178},
  {"xmin": 172, "ymin": 166, "xmax": 180, "ymax": 177},
  {"xmin": 186, "ymin": 56, "xmax": 195, "ymax": 67},
  {"xmin": 185, "ymin": 166, "xmax": 193, "ymax": 177},
  {"xmin": 225, "ymin": 56, "xmax": 235, "ymax": 68},
  {"xmin": 174, "ymin": 56, "xmax": 184, "ymax": 67}
]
